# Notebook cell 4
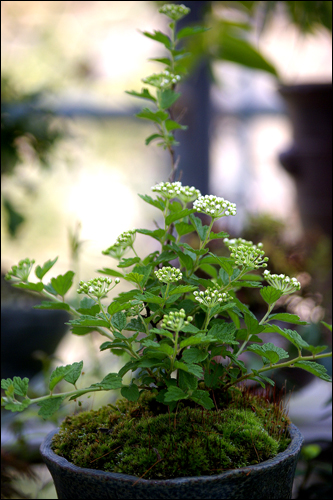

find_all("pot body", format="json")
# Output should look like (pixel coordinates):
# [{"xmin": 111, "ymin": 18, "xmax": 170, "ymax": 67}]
[{"xmin": 40, "ymin": 424, "xmax": 303, "ymax": 499}]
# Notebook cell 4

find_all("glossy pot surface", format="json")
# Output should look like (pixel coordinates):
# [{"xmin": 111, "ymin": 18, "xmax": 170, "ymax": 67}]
[{"xmin": 40, "ymin": 424, "xmax": 303, "ymax": 499}]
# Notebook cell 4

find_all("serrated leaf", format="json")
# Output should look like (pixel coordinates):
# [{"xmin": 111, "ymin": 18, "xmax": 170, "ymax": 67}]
[
  {"xmin": 174, "ymin": 361, "xmax": 203, "ymax": 378},
  {"xmin": 305, "ymin": 345, "xmax": 329, "ymax": 355},
  {"xmin": 97, "ymin": 268, "xmax": 124, "ymax": 278},
  {"xmin": 177, "ymin": 25, "xmax": 210, "ymax": 39},
  {"xmin": 293, "ymin": 361, "xmax": 331, "ymax": 382},
  {"xmin": 179, "ymin": 371, "xmax": 198, "ymax": 392},
  {"xmin": 35, "ymin": 257, "xmax": 58, "ymax": 280},
  {"xmin": 37, "ymin": 396, "xmax": 65, "ymax": 419},
  {"xmin": 121, "ymin": 384, "xmax": 140, "ymax": 402},
  {"xmin": 169, "ymin": 285, "xmax": 197, "ymax": 295},
  {"xmin": 13, "ymin": 282, "xmax": 44, "ymax": 292},
  {"xmin": 111, "ymin": 312, "xmax": 127, "ymax": 332},
  {"xmin": 268, "ymin": 313, "xmax": 308, "ymax": 325},
  {"xmin": 99, "ymin": 373, "xmax": 123, "ymax": 390},
  {"xmin": 165, "ymin": 119, "xmax": 187, "ymax": 132},
  {"xmin": 165, "ymin": 209, "xmax": 195, "ymax": 225},
  {"xmin": 118, "ymin": 257, "xmax": 141, "ymax": 268},
  {"xmin": 141, "ymin": 30, "xmax": 171, "ymax": 49},
  {"xmin": 136, "ymin": 228, "xmax": 166, "ymax": 241},
  {"xmin": 71, "ymin": 326, "xmax": 95, "ymax": 336},
  {"xmin": 189, "ymin": 214, "xmax": 210, "ymax": 242},
  {"xmin": 190, "ymin": 390, "xmax": 214, "ymax": 409},
  {"xmin": 159, "ymin": 89, "xmax": 181, "ymax": 110},
  {"xmin": 136, "ymin": 108, "xmax": 169, "ymax": 123},
  {"xmin": 126, "ymin": 317, "xmax": 146, "ymax": 333},
  {"xmin": 77, "ymin": 297, "xmax": 100, "ymax": 316},
  {"xmin": 49, "ymin": 362, "xmax": 84, "ymax": 391},
  {"xmin": 262, "ymin": 325, "xmax": 310, "ymax": 351},
  {"xmin": 164, "ymin": 386, "xmax": 187, "ymax": 403},
  {"xmin": 175, "ymin": 222, "xmax": 194, "ymax": 237},
  {"xmin": 247, "ymin": 343, "xmax": 289, "ymax": 364},
  {"xmin": 208, "ymin": 253, "xmax": 234, "ymax": 276},
  {"xmin": 321, "ymin": 321, "xmax": 332, "ymax": 332},
  {"xmin": 138, "ymin": 194, "xmax": 165, "ymax": 211},
  {"xmin": 260, "ymin": 286, "xmax": 283, "ymax": 305},
  {"xmin": 4, "ymin": 399, "xmax": 31, "ymax": 413},
  {"xmin": 209, "ymin": 231, "xmax": 229, "ymax": 240},
  {"xmin": 124, "ymin": 272, "xmax": 144, "ymax": 286},
  {"xmin": 13, "ymin": 377, "xmax": 29, "ymax": 397},
  {"xmin": 136, "ymin": 292, "xmax": 164, "ymax": 305},
  {"xmin": 207, "ymin": 323, "xmax": 238, "ymax": 344},
  {"xmin": 51, "ymin": 271, "xmax": 74, "ymax": 297},
  {"xmin": 182, "ymin": 348, "xmax": 208, "ymax": 364},
  {"xmin": 67, "ymin": 315, "xmax": 110, "ymax": 328},
  {"xmin": 244, "ymin": 313, "xmax": 265, "ymax": 335},
  {"xmin": 204, "ymin": 362, "xmax": 224, "ymax": 388},
  {"xmin": 125, "ymin": 88, "xmax": 156, "ymax": 102}
]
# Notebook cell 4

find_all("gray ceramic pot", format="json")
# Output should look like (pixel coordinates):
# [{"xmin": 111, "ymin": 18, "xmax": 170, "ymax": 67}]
[{"xmin": 40, "ymin": 424, "xmax": 303, "ymax": 499}]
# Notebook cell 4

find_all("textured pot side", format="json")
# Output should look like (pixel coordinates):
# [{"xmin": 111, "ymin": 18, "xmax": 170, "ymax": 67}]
[{"xmin": 40, "ymin": 424, "xmax": 303, "ymax": 500}]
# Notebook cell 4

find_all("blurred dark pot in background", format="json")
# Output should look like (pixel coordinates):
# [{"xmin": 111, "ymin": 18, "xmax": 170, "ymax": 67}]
[
  {"xmin": 278, "ymin": 83, "xmax": 332, "ymax": 237},
  {"xmin": 1, "ymin": 306, "xmax": 69, "ymax": 379}
]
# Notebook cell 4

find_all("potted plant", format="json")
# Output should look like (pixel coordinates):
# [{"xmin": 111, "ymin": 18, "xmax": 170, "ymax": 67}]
[{"xmin": 2, "ymin": 4, "xmax": 331, "ymax": 499}]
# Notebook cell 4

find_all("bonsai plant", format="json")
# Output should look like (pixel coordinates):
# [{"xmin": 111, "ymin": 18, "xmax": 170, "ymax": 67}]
[{"xmin": 1, "ymin": 4, "xmax": 331, "ymax": 499}]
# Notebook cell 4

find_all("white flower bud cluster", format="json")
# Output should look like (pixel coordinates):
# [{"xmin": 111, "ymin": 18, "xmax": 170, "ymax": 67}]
[
  {"xmin": 142, "ymin": 70, "xmax": 181, "ymax": 89},
  {"xmin": 152, "ymin": 181, "xmax": 200, "ymax": 203},
  {"xmin": 193, "ymin": 287, "xmax": 232, "ymax": 307},
  {"xmin": 77, "ymin": 277, "xmax": 120, "ymax": 298},
  {"xmin": 155, "ymin": 266, "xmax": 182, "ymax": 283},
  {"xmin": 193, "ymin": 195, "xmax": 237, "ymax": 219},
  {"xmin": 5, "ymin": 258, "xmax": 36, "ymax": 282},
  {"xmin": 161, "ymin": 308, "xmax": 193, "ymax": 331},
  {"xmin": 158, "ymin": 3, "xmax": 190, "ymax": 21},
  {"xmin": 224, "ymin": 238, "xmax": 269, "ymax": 269},
  {"xmin": 102, "ymin": 230, "xmax": 136, "ymax": 260},
  {"xmin": 263, "ymin": 270, "xmax": 301, "ymax": 294}
]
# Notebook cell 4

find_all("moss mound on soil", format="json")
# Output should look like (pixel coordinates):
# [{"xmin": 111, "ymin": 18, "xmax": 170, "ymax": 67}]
[{"xmin": 51, "ymin": 388, "xmax": 291, "ymax": 480}]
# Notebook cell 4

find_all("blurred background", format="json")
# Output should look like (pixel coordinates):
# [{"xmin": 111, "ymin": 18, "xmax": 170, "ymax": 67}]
[{"xmin": 1, "ymin": 1, "xmax": 332, "ymax": 498}]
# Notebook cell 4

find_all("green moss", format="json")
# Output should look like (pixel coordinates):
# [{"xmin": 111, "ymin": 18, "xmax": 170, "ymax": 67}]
[{"xmin": 51, "ymin": 388, "xmax": 291, "ymax": 479}]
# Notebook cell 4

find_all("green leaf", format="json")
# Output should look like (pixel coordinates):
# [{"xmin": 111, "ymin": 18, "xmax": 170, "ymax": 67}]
[
  {"xmin": 141, "ymin": 30, "xmax": 171, "ymax": 49},
  {"xmin": 293, "ymin": 361, "xmax": 331, "ymax": 382},
  {"xmin": 207, "ymin": 323, "xmax": 238, "ymax": 344},
  {"xmin": 67, "ymin": 315, "xmax": 110, "ymax": 328},
  {"xmin": 138, "ymin": 194, "xmax": 165, "ymax": 211},
  {"xmin": 125, "ymin": 88, "xmax": 156, "ymax": 102},
  {"xmin": 111, "ymin": 312, "xmax": 127, "ymax": 332},
  {"xmin": 268, "ymin": 313, "xmax": 308, "ymax": 325},
  {"xmin": 260, "ymin": 286, "xmax": 283, "ymax": 305},
  {"xmin": 51, "ymin": 271, "xmax": 75, "ymax": 297},
  {"xmin": 305, "ymin": 345, "xmax": 329, "ymax": 355},
  {"xmin": 159, "ymin": 89, "xmax": 181, "ymax": 110},
  {"xmin": 124, "ymin": 272, "xmax": 144, "ymax": 286},
  {"xmin": 4, "ymin": 399, "xmax": 31, "ymax": 413},
  {"xmin": 179, "ymin": 333, "xmax": 210, "ymax": 348},
  {"xmin": 145, "ymin": 133, "xmax": 163, "ymax": 145},
  {"xmin": 34, "ymin": 301, "xmax": 70, "ymax": 311},
  {"xmin": 121, "ymin": 384, "xmax": 140, "ymax": 402},
  {"xmin": 107, "ymin": 302, "xmax": 125, "ymax": 315},
  {"xmin": 189, "ymin": 214, "xmax": 210, "ymax": 242},
  {"xmin": 126, "ymin": 317, "xmax": 146, "ymax": 333},
  {"xmin": 37, "ymin": 396, "xmax": 65, "ymax": 419},
  {"xmin": 213, "ymin": 24, "xmax": 278, "ymax": 77},
  {"xmin": 71, "ymin": 327, "xmax": 95, "ymax": 336},
  {"xmin": 136, "ymin": 228, "xmax": 166, "ymax": 241},
  {"xmin": 204, "ymin": 362, "xmax": 224, "ymax": 388},
  {"xmin": 77, "ymin": 297, "xmax": 100, "ymax": 316},
  {"xmin": 99, "ymin": 373, "xmax": 123, "ymax": 390},
  {"xmin": 165, "ymin": 209, "xmax": 196, "ymax": 225},
  {"xmin": 135, "ymin": 291, "xmax": 164, "ymax": 305},
  {"xmin": 13, "ymin": 282, "xmax": 44, "ymax": 293},
  {"xmin": 165, "ymin": 119, "xmax": 187, "ymax": 132},
  {"xmin": 174, "ymin": 361, "xmax": 203, "ymax": 378},
  {"xmin": 190, "ymin": 390, "xmax": 214, "ymax": 409},
  {"xmin": 262, "ymin": 325, "xmax": 310, "ymax": 351},
  {"xmin": 49, "ymin": 362, "xmax": 84, "ymax": 391},
  {"xmin": 321, "ymin": 321, "xmax": 332, "ymax": 332},
  {"xmin": 2, "ymin": 377, "xmax": 29, "ymax": 397},
  {"xmin": 247, "ymin": 343, "xmax": 289, "ymax": 364},
  {"xmin": 164, "ymin": 386, "xmax": 187, "ymax": 403},
  {"xmin": 169, "ymin": 285, "xmax": 197, "ymax": 295},
  {"xmin": 35, "ymin": 257, "xmax": 58, "ymax": 280},
  {"xmin": 179, "ymin": 371, "xmax": 198, "ymax": 392},
  {"xmin": 244, "ymin": 313, "xmax": 265, "ymax": 335},
  {"xmin": 118, "ymin": 257, "xmax": 141, "ymax": 268},
  {"xmin": 175, "ymin": 222, "xmax": 194, "ymax": 237},
  {"xmin": 182, "ymin": 348, "xmax": 208, "ymax": 364},
  {"xmin": 199, "ymin": 264, "xmax": 218, "ymax": 279},
  {"xmin": 177, "ymin": 26, "xmax": 210, "ymax": 39},
  {"xmin": 209, "ymin": 231, "xmax": 229, "ymax": 240},
  {"xmin": 208, "ymin": 253, "xmax": 234, "ymax": 276},
  {"xmin": 135, "ymin": 108, "xmax": 169, "ymax": 123},
  {"xmin": 97, "ymin": 268, "xmax": 124, "ymax": 278},
  {"xmin": 149, "ymin": 57, "xmax": 171, "ymax": 66}
]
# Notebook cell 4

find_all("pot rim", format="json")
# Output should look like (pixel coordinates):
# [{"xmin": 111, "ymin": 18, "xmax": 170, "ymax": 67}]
[{"xmin": 40, "ymin": 423, "xmax": 303, "ymax": 485}]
